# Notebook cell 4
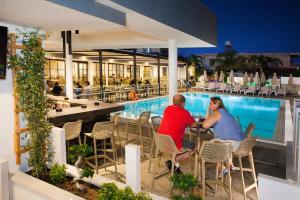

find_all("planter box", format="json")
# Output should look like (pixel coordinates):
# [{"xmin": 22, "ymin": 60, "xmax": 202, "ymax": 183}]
[{"xmin": 7, "ymin": 164, "xmax": 167, "ymax": 200}]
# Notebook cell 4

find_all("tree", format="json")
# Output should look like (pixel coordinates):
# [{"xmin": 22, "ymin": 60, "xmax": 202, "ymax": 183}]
[{"xmin": 215, "ymin": 49, "xmax": 239, "ymax": 72}]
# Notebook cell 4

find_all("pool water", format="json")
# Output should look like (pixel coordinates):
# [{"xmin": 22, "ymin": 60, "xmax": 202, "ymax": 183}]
[{"xmin": 121, "ymin": 92, "xmax": 282, "ymax": 139}]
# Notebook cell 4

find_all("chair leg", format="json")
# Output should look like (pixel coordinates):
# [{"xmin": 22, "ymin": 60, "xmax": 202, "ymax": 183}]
[
  {"xmin": 148, "ymin": 137, "xmax": 155, "ymax": 173},
  {"xmin": 215, "ymin": 163, "xmax": 219, "ymax": 193},
  {"xmin": 238, "ymin": 156, "xmax": 247, "ymax": 200},
  {"xmin": 201, "ymin": 160, "xmax": 206, "ymax": 200},
  {"xmin": 249, "ymin": 152, "xmax": 259, "ymax": 199},
  {"xmin": 151, "ymin": 148, "xmax": 159, "ymax": 192},
  {"xmin": 93, "ymin": 137, "xmax": 98, "ymax": 174},
  {"xmin": 103, "ymin": 139, "xmax": 107, "ymax": 170},
  {"xmin": 226, "ymin": 161, "xmax": 232, "ymax": 200},
  {"xmin": 171, "ymin": 154, "xmax": 176, "ymax": 177},
  {"xmin": 138, "ymin": 125, "xmax": 145, "ymax": 157},
  {"xmin": 125, "ymin": 122, "xmax": 129, "ymax": 145},
  {"xmin": 111, "ymin": 136, "xmax": 118, "ymax": 180},
  {"xmin": 78, "ymin": 136, "xmax": 81, "ymax": 145}
]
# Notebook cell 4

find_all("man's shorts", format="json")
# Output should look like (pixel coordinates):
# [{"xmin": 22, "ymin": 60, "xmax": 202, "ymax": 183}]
[{"xmin": 183, "ymin": 140, "xmax": 195, "ymax": 150}]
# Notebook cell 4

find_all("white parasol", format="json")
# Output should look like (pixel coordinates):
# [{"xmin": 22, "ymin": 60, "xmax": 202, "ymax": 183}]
[
  {"xmin": 260, "ymin": 72, "xmax": 266, "ymax": 83},
  {"xmin": 254, "ymin": 72, "xmax": 260, "ymax": 85},
  {"xmin": 243, "ymin": 72, "xmax": 249, "ymax": 85},
  {"xmin": 229, "ymin": 70, "xmax": 234, "ymax": 84},
  {"xmin": 219, "ymin": 71, "xmax": 225, "ymax": 82},
  {"xmin": 203, "ymin": 70, "xmax": 208, "ymax": 82},
  {"xmin": 288, "ymin": 74, "xmax": 294, "ymax": 92},
  {"xmin": 214, "ymin": 71, "xmax": 219, "ymax": 82},
  {"xmin": 272, "ymin": 73, "xmax": 278, "ymax": 85},
  {"xmin": 249, "ymin": 73, "xmax": 254, "ymax": 82}
]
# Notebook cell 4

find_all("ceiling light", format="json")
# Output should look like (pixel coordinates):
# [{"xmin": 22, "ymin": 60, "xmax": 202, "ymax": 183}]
[{"xmin": 109, "ymin": 59, "xmax": 114, "ymax": 62}]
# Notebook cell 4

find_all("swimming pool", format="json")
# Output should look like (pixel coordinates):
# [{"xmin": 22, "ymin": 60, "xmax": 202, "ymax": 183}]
[{"xmin": 120, "ymin": 93, "xmax": 282, "ymax": 139}]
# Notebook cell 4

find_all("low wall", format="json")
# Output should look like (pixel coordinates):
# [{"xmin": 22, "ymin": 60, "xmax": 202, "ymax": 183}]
[{"xmin": 258, "ymin": 174, "xmax": 300, "ymax": 200}]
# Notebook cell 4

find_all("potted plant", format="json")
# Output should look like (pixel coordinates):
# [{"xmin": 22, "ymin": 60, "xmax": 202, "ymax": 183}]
[{"xmin": 170, "ymin": 173, "xmax": 201, "ymax": 200}]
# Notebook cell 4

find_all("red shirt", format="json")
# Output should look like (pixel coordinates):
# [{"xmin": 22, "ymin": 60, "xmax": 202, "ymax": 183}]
[{"xmin": 158, "ymin": 105, "xmax": 195, "ymax": 150}]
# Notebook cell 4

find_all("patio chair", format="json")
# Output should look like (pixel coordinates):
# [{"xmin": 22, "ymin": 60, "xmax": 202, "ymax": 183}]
[
  {"xmin": 276, "ymin": 88, "xmax": 286, "ymax": 97},
  {"xmin": 244, "ymin": 86, "xmax": 256, "ymax": 95},
  {"xmin": 63, "ymin": 120, "xmax": 82, "ymax": 150},
  {"xmin": 197, "ymin": 141, "xmax": 233, "ymax": 200},
  {"xmin": 232, "ymin": 137, "xmax": 258, "ymax": 200},
  {"xmin": 216, "ymin": 83, "xmax": 228, "ymax": 93},
  {"xmin": 258, "ymin": 87, "xmax": 270, "ymax": 97},
  {"xmin": 125, "ymin": 111, "xmax": 152, "ymax": 157},
  {"xmin": 148, "ymin": 116, "xmax": 162, "ymax": 173},
  {"xmin": 150, "ymin": 131, "xmax": 193, "ymax": 191},
  {"xmin": 84, "ymin": 121, "xmax": 118, "ymax": 178},
  {"xmin": 231, "ymin": 84, "xmax": 241, "ymax": 94}
]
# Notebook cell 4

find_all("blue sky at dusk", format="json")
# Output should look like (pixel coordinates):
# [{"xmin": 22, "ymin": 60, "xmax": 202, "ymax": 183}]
[{"xmin": 179, "ymin": 0, "xmax": 300, "ymax": 57}]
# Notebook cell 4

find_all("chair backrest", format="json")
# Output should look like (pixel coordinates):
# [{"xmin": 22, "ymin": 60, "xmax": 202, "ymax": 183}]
[
  {"xmin": 153, "ymin": 131, "xmax": 179, "ymax": 155},
  {"xmin": 249, "ymin": 86, "xmax": 256, "ymax": 92},
  {"xmin": 245, "ymin": 123, "xmax": 255, "ymax": 137},
  {"xmin": 151, "ymin": 116, "xmax": 162, "ymax": 132},
  {"xmin": 111, "ymin": 112, "xmax": 121, "ymax": 127},
  {"xmin": 234, "ymin": 84, "xmax": 241, "ymax": 90},
  {"xmin": 63, "ymin": 120, "xmax": 82, "ymax": 141},
  {"xmin": 92, "ymin": 121, "xmax": 114, "ymax": 138},
  {"xmin": 234, "ymin": 137, "xmax": 256, "ymax": 156},
  {"xmin": 138, "ymin": 111, "xmax": 151, "ymax": 125},
  {"xmin": 199, "ymin": 141, "xmax": 233, "ymax": 163}
]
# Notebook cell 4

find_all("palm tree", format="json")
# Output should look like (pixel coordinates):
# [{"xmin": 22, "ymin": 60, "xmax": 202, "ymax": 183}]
[
  {"xmin": 187, "ymin": 54, "xmax": 204, "ymax": 79},
  {"xmin": 215, "ymin": 49, "xmax": 239, "ymax": 72}
]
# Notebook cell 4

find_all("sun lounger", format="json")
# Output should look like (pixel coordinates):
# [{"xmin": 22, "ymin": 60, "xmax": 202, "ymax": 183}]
[
  {"xmin": 244, "ymin": 86, "xmax": 256, "ymax": 95},
  {"xmin": 276, "ymin": 88, "xmax": 286, "ymax": 97},
  {"xmin": 216, "ymin": 83, "xmax": 228, "ymax": 92},
  {"xmin": 230, "ymin": 84, "xmax": 241, "ymax": 94},
  {"xmin": 258, "ymin": 87, "xmax": 270, "ymax": 97},
  {"xmin": 204, "ymin": 82, "xmax": 217, "ymax": 92}
]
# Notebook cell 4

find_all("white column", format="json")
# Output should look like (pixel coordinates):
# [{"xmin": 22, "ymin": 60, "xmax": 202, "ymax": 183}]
[
  {"xmin": 88, "ymin": 61, "xmax": 94, "ymax": 86},
  {"xmin": 168, "ymin": 39, "xmax": 178, "ymax": 105},
  {"xmin": 0, "ymin": 159, "xmax": 9, "ymax": 200},
  {"xmin": 65, "ymin": 42, "xmax": 73, "ymax": 99},
  {"xmin": 50, "ymin": 127, "xmax": 67, "ymax": 165},
  {"xmin": 125, "ymin": 144, "xmax": 141, "ymax": 193}
]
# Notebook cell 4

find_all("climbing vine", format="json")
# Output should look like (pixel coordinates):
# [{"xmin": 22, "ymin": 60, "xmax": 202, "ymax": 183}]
[{"xmin": 9, "ymin": 31, "xmax": 52, "ymax": 177}]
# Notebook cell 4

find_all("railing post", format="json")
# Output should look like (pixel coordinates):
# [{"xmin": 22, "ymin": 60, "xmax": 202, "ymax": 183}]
[
  {"xmin": 125, "ymin": 144, "xmax": 141, "ymax": 193},
  {"xmin": 0, "ymin": 159, "xmax": 9, "ymax": 200},
  {"xmin": 51, "ymin": 127, "xmax": 67, "ymax": 165}
]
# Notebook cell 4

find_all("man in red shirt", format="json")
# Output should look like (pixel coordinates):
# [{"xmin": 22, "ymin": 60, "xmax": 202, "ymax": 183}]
[{"xmin": 158, "ymin": 94, "xmax": 197, "ymax": 173}]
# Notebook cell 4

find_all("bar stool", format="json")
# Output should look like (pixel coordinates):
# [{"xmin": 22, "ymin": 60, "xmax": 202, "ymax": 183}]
[
  {"xmin": 84, "ymin": 121, "xmax": 118, "ymax": 178},
  {"xmin": 232, "ymin": 137, "xmax": 258, "ymax": 200},
  {"xmin": 63, "ymin": 120, "xmax": 82, "ymax": 150},
  {"xmin": 125, "ymin": 111, "xmax": 151, "ymax": 156},
  {"xmin": 148, "ymin": 116, "xmax": 162, "ymax": 173},
  {"xmin": 198, "ymin": 141, "xmax": 233, "ymax": 200}
]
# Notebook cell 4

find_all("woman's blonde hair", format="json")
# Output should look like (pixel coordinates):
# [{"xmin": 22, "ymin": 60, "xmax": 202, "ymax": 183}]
[{"xmin": 210, "ymin": 96, "xmax": 225, "ymax": 109}]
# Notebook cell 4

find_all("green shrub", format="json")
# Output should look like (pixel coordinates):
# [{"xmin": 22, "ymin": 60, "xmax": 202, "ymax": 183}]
[
  {"xmin": 97, "ymin": 183, "xmax": 152, "ymax": 200},
  {"xmin": 81, "ymin": 166, "xmax": 94, "ymax": 179},
  {"xmin": 49, "ymin": 163, "xmax": 66, "ymax": 185},
  {"xmin": 171, "ymin": 173, "xmax": 198, "ymax": 191},
  {"xmin": 68, "ymin": 144, "xmax": 93, "ymax": 164}
]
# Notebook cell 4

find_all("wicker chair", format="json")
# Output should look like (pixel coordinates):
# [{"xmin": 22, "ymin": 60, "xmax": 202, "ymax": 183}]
[
  {"xmin": 63, "ymin": 120, "xmax": 82, "ymax": 150},
  {"xmin": 84, "ymin": 121, "xmax": 118, "ymax": 178},
  {"xmin": 148, "ymin": 116, "xmax": 162, "ymax": 173},
  {"xmin": 232, "ymin": 137, "xmax": 258, "ymax": 200},
  {"xmin": 198, "ymin": 141, "xmax": 233, "ymax": 200},
  {"xmin": 150, "ymin": 131, "xmax": 193, "ymax": 192},
  {"xmin": 125, "ymin": 111, "xmax": 151, "ymax": 156}
]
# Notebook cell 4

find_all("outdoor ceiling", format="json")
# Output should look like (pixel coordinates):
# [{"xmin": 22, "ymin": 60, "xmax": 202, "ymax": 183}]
[{"xmin": 0, "ymin": 0, "xmax": 216, "ymax": 51}]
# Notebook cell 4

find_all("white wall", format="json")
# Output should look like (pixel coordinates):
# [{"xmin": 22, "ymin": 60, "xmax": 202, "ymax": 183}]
[
  {"xmin": 0, "ymin": 22, "xmax": 23, "ymax": 172},
  {"xmin": 258, "ymin": 174, "xmax": 300, "ymax": 200}
]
